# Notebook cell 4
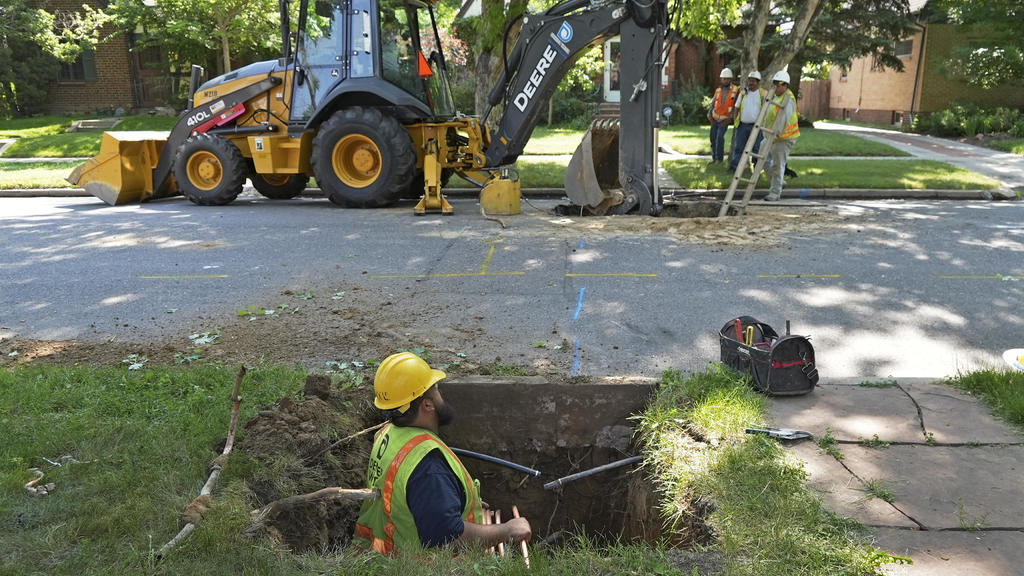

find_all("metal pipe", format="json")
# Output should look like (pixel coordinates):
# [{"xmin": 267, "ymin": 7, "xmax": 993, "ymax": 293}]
[
  {"xmin": 451, "ymin": 447, "xmax": 541, "ymax": 477},
  {"xmin": 543, "ymin": 455, "xmax": 643, "ymax": 491}
]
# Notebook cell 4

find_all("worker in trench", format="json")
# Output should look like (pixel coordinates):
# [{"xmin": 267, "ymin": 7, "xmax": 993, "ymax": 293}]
[{"xmin": 353, "ymin": 352, "xmax": 532, "ymax": 555}]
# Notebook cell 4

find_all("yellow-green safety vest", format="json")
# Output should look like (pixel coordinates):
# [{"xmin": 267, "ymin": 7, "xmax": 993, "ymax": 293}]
[
  {"xmin": 353, "ymin": 423, "xmax": 483, "ymax": 555},
  {"xmin": 763, "ymin": 89, "xmax": 800, "ymax": 141}
]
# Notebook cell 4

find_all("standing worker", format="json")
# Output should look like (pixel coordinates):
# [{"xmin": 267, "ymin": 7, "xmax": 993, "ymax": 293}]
[
  {"xmin": 762, "ymin": 70, "xmax": 800, "ymax": 201},
  {"xmin": 353, "ymin": 352, "xmax": 532, "ymax": 555},
  {"xmin": 707, "ymin": 68, "xmax": 739, "ymax": 167},
  {"xmin": 729, "ymin": 71, "xmax": 768, "ymax": 173}
]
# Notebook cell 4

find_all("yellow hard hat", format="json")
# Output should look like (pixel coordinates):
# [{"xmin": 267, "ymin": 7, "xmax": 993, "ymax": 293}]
[{"xmin": 373, "ymin": 352, "xmax": 446, "ymax": 412}]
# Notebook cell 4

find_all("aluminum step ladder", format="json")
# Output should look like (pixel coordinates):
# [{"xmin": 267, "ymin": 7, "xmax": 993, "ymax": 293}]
[{"xmin": 717, "ymin": 94, "xmax": 787, "ymax": 218}]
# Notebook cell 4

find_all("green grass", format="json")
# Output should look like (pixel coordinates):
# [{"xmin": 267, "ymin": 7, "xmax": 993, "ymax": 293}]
[
  {"xmin": 1, "ymin": 115, "xmax": 178, "ymax": 158},
  {"xmin": 521, "ymin": 126, "xmax": 586, "ymax": 155},
  {"xmin": 945, "ymin": 369, "xmax": 1024, "ymax": 429},
  {"xmin": 663, "ymin": 158, "xmax": 1001, "ymax": 190},
  {"xmin": 0, "ymin": 160, "xmax": 81, "ymax": 189},
  {"xmin": 660, "ymin": 125, "xmax": 910, "ymax": 157},
  {"xmin": 862, "ymin": 478, "xmax": 896, "ymax": 503},
  {"xmin": 0, "ymin": 362, "xmax": 711, "ymax": 575},
  {"xmin": 636, "ymin": 366, "xmax": 909, "ymax": 575},
  {"xmin": 448, "ymin": 158, "xmax": 568, "ymax": 189},
  {"xmin": 0, "ymin": 364, "xmax": 309, "ymax": 575},
  {"xmin": 0, "ymin": 115, "xmax": 76, "ymax": 138},
  {"xmin": 987, "ymin": 139, "xmax": 1024, "ymax": 155}
]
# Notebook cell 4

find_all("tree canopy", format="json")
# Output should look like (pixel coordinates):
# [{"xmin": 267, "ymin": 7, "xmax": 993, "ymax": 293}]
[{"xmin": 931, "ymin": 0, "xmax": 1023, "ymax": 88}]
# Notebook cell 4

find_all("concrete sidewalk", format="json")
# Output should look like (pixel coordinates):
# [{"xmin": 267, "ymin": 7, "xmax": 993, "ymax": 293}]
[
  {"xmin": 813, "ymin": 122, "xmax": 1024, "ymax": 193},
  {"xmin": 769, "ymin": 378, "xmax": 1024, "ymax": 575}
]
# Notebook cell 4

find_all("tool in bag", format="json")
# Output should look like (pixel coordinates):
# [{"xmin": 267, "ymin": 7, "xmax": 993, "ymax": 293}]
[
  {"xmin": 719, "ymin": 316, "xmax": 818, "ymax": 395},
  {"xmin": 745, "ymin": 427, "xmax": 813, "ymax": 441}
]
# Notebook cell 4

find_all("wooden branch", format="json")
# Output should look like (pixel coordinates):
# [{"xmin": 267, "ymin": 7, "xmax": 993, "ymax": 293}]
[
  {"xmin": 246, "ymin": 488, "xmax": 379, "ymax": 537},
  {"xmin": 303, "ymin": 421, "xmax": 387, "ymax": 464},
  {"xmin": 156, "ymin": 364, "xmax": 247, "ymax": 561}
]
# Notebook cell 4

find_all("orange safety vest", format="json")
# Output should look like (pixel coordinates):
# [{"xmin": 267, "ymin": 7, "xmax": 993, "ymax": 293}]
[{"xmin": 710, "ymin": 84, "xmax": 740, "ymax": 121}]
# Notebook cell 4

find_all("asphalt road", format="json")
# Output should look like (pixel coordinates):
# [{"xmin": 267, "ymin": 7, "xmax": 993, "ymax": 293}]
[{"xmin": 1, "ymin": 194, "xmax": 1021, "ymax": 379}]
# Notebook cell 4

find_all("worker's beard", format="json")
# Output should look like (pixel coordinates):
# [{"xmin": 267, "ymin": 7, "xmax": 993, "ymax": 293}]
[{"xmin": 437, "ymin": 401, "xmax": 456, "ymax": 427}]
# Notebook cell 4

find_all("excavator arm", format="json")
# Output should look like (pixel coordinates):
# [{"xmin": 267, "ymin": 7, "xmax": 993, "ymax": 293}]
[{"xmin": 482, "ymin": 0, "xmax": 667, "ymax": 214}]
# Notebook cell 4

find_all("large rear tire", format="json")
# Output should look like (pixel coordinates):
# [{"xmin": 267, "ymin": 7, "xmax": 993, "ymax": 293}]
[
  {"xmin": 311, "ymin": 107, "xmax": 415, "ymax": 208},
  {"xmin": 250, "ymin": 171, "xmax": 310, "ymax": 200},
  {"xmin": 174, "ymin": 134, "xmax": 246, "ymax": 206}
]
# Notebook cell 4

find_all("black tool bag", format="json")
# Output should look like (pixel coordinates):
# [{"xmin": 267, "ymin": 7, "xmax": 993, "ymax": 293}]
[{"xmin": 719, "ymin": 316, "xmax": 818, "ymax": 395}]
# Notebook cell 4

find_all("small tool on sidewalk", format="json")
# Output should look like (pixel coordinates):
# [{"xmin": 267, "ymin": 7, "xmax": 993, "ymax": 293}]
[{"xmin": 745, "ymin": 427, "xmax": 813, "ymax": 441}]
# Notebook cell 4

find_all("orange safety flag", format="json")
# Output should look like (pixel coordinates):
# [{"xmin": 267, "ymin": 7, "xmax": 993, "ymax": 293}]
[{"xmin": 417, "ymin": 52, "xmax": 433, "ymax": 78}]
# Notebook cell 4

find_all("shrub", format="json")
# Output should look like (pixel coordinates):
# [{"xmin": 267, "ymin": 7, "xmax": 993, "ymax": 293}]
[
  {"xmin": 910, "ymin": 112, "xmax": 933, "ymax": 133},
  {"xmin": 1010, "ymin": 118, "xmax": 1024, "ymax": 138},
  {"xmin": 665, "ymin": 84, "xmax": 710, "ymax": 125},
  {"xmin": 962, "ymin": 113, "xmax": 986, "ymax": 137},
  {"xmin": 989, "ymin": 107, "xmax": 1021, "ymax": 134},
  {"xmin": 932, "ymin": 108, "xmax": 963, "ymax": 136}
]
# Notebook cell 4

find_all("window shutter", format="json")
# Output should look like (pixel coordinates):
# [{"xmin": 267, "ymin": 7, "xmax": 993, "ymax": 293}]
[{"xmin": 83, "ymin": 50, "xmax": 97, "ymax": 82}]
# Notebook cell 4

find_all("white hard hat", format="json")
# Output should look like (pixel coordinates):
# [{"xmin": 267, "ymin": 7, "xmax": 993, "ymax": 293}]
[
  {"xmin": 720, "ymin": 68, "xmax": 734, "ymax": 79},
  {"xmin": 772, "ymin": 70, "xmax": 791, "ymax": 84},
  {"xmin": 748, "ymin": 71, "xmax": 762, "ymax": 80}
]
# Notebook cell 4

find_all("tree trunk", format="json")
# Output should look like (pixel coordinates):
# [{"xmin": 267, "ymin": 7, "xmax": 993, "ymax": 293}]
[
  {"xmin": 764, "ymin": 0, "xmax": 826, "ymax": 81},
  {"xmin": 220, "ymin": 26, "xmax": 232, "ymax": 75},
  {"xmin": 740, "ymin": 0, "xmax": 771, "ymax": 78}
]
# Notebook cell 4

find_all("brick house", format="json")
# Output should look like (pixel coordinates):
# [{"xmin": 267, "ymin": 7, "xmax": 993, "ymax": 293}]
[
  {"xmin": 42, "ymin": 0, "xmax": 170, "ymax": 114},
  {"xmin": 828, "ymin": 0, "xmax": 1024, "ymax": 126}
]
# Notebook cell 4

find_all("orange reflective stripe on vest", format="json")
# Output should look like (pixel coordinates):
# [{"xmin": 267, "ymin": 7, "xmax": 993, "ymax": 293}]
[{"xmin": 379, "ymin": 432, "xmax": 435, "ymax": 554}]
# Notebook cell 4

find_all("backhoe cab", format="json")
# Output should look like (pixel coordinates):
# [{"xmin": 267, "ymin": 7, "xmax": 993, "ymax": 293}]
[{"xmin": 69, "ymin": 0, "xmax": 668, "ymax": 216}]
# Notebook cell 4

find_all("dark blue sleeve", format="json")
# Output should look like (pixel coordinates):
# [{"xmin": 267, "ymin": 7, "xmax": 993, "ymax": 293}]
[{"xmin": 406, "ymin": 449, "xmax": 466, "ymax": 547}]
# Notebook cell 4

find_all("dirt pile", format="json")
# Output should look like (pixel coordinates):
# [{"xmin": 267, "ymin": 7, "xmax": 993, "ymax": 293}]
[{"xmin": 237, "ymin": 374, "xmax": 378, "ymax": 551}]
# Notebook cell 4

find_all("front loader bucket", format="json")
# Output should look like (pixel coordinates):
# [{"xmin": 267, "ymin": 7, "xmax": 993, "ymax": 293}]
[
  {"xmin": 564, "ymin": 119, "xmax": 623, "ymax": 213},
  {"xmin": 67, "ymin": 131, "xmax": 178, "ymax": 205}
]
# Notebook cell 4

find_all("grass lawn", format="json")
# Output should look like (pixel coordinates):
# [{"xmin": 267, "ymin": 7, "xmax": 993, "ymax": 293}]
[
  {"xmin": 946, "ymin": 369, "xmax": 1024, "ymax": 428},
  {"xmin": 1, "ymin": 115, "xmax": 177, "ymax": 158},
  {"xmin": 987, "ymin": 139, "xmax": 1024, "ymax": 155},
  {"xmin": 659, "ymin": 125, "xmax": 910, "ymax": 157},
  {"xmin": 663, "ymin": 158, "xmax": 1001, "ymax": 190},
  {"xmin": 1, "ymin": 361, "xmax": 909, "ymax": 576},
  {"xmin": 0, "ymin": 160, "xmax": 81, "ymax": 189}
]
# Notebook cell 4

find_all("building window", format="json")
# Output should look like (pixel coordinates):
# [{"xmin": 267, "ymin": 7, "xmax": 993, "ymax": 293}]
[
  {"xmin": 58, "ymin": 50, "xmax": 97, "ymax": 83},
  {"xmin": 895, "ymin": 40, "xmax": 913, "ymax": 59}
]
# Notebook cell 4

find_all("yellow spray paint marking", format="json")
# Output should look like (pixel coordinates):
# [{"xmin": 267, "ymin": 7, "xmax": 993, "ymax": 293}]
[
  {"xmin": 139, "ymin": 274, "xmax": 229, "ymax": 279},
  {"xmin": 757, "ymin": 274, "xmax": 841, "ymax": 279},
  {"xmin": 371, "ymin": 244, "xmax": 524, "ymax": 279},
  {"xmin": 565, "ymin": 273, "xmax": 658, "ymax": 277}
]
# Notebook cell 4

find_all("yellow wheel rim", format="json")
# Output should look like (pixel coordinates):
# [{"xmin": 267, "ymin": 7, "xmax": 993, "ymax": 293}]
[
  {"xmin": 259, "ymin": 173, "xmax": 292, "ymax": 186},
  {"xmin": 333, "ymin": 134, "xmax": 381, "ymax": 188},
  {"xmin": 185, "ymin": 151, "xmax": 222, "ymax": 191}
]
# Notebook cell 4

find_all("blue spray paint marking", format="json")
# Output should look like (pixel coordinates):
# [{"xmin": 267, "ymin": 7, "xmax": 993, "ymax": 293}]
[
  {"xmin": 572, "ymin": 287, "xmax": 586, "ymax": 321},
  {"xmin": 571, "ymin": 341, "xmax": 581, "ymax": 377},
  {"xmin": 571, "ymin": 238, "xmax": 586, "ymax": 377}
]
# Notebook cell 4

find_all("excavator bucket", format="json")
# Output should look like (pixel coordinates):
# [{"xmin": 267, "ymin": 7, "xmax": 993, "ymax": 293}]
[
  {"xmin": 67, "ymin": 131, "xmax": 179, "ymax": 205},
  {"xmin": 564, "ymin": 119, "xmax": 623, "ymax": 213}
]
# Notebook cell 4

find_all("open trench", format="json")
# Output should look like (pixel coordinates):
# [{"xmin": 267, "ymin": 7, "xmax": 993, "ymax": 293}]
[{"xmin": 236, "ymin": 375, "xmax": 673, "ymax": 551}]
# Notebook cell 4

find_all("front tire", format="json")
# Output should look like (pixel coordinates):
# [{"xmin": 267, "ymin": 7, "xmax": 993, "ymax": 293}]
[
  {"xmin": 311, "ymin": 107, "xmax": 415, "ymax": 208},
  {"xmin": 174, "ymin": 134, "xmax": 246, "ymax": 206}
]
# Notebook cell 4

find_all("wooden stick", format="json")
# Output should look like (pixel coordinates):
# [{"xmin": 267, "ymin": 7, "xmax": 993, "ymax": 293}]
[
  {"xmin": 247, "ymin": 488, "xmax": 379, "ymax": 537},
  {"xmin": 513, "ymin": 505, "xmax": 530, "ymax": 567},
  {"xmin": 156, "ymin": 364, "xmax": 246, "ymax": 560},
  {"xmin": 303, "ymin": 421, "xmax": 388, "ymax": 464},
  {"xmin": 495, "ymin": 509, "xmax": 505, "ymax": 557},
  {"xmin": 484, "ymin": 507, "xmax": 495, "ymax": 555}
]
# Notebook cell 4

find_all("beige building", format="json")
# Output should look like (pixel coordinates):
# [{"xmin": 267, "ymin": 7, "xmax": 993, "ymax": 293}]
[{"xmin": 829, "ymin": 7, "xmax": 1024, "ymax": 126}]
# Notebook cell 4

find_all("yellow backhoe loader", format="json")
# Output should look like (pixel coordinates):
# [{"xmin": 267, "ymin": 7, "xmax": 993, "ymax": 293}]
[{"xmin": 69, "ymin": 0, "xmax": 669, "ymax": 216}]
